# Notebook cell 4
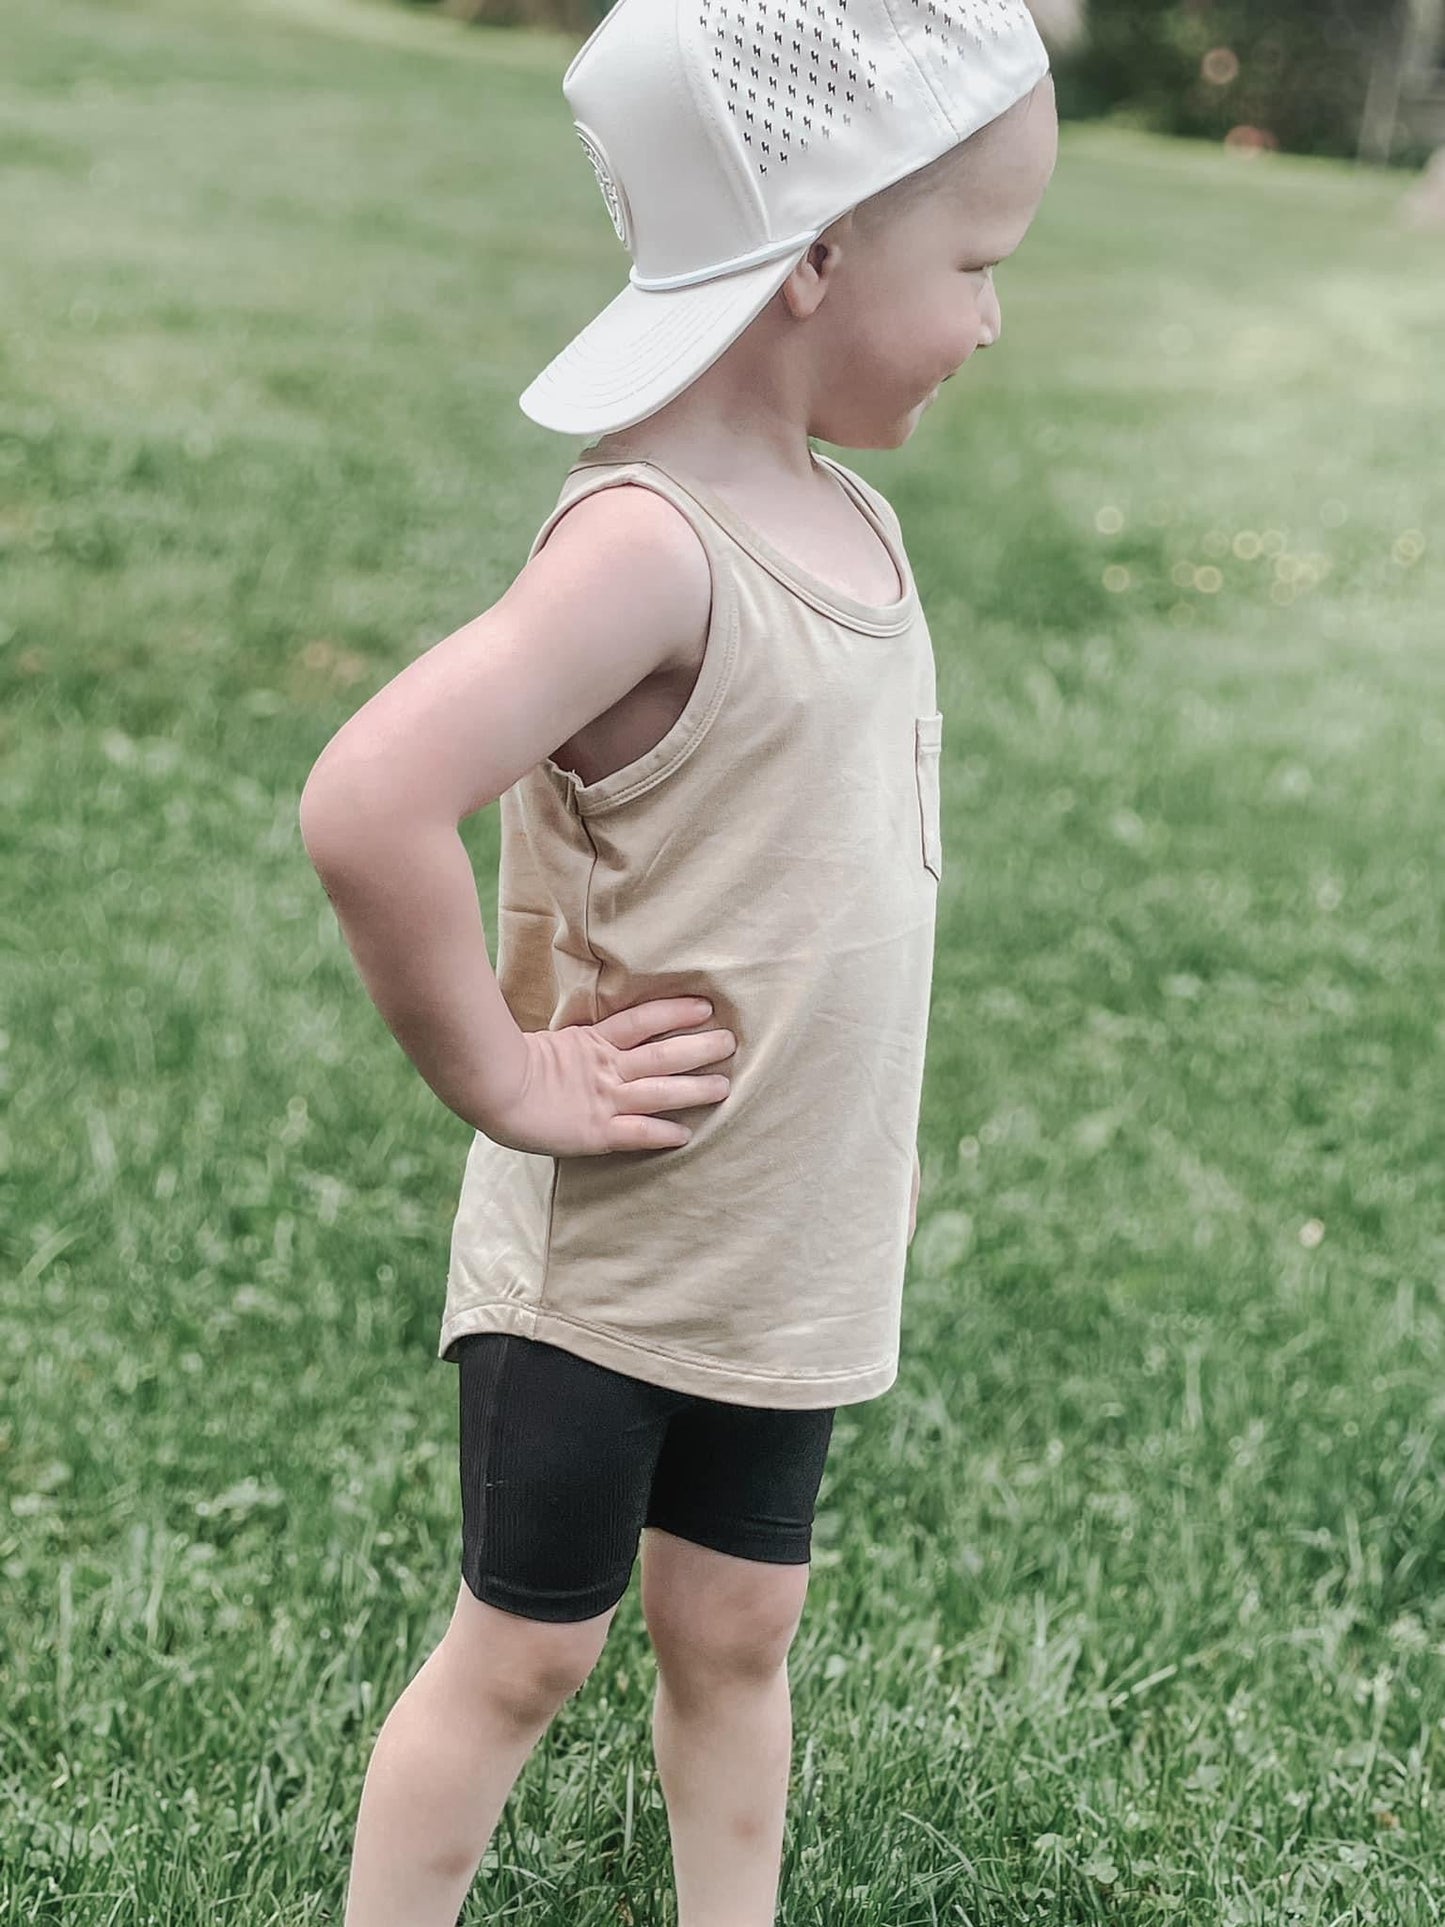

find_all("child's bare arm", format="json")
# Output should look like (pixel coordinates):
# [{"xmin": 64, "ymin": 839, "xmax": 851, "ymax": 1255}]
[
  {"xmin": 297, "ymin": 488, "xmax": 735, "ymax": 1151},
  {"xmin": 301, "ymin": 487, "xmax": 708, "ymax": 835}
]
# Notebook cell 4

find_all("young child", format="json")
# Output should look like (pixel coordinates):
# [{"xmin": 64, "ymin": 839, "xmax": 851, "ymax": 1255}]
[{"xmin": 298, "ymin": 2, "xmax": 1058, "ymax": 1921}]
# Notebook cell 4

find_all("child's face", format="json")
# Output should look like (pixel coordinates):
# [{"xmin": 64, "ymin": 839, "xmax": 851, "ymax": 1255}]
[{"xmin": 809, "ymin": 80, "xmax": 1059, "ymax": 448}]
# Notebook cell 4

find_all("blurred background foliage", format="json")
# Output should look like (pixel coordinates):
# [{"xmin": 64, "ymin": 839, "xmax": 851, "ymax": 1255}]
[
  {"xmin": 401, "ymin": 0, "xmax": 1443, "ymax": 170},
  {"xmin": 1060, "ymin": 0, "xmax": 1394, "ymax": 163}
]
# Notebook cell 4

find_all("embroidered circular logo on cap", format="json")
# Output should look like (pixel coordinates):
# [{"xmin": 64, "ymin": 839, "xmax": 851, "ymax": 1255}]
[{"xmin": 573, "ymin": 121, "xmax": 633, "ymax": 252}]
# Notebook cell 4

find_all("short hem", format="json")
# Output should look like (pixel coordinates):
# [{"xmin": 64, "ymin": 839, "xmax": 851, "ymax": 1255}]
[
  {"xmin": 644, "ymin": 1517, "xmax": 813, "ymax": 1566},
  {"xmin": 461, "ymin": 1561, "xmax": 631, "ymax": 1625}
]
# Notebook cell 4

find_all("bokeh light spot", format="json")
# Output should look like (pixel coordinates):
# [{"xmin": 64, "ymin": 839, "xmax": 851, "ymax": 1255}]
[
  {"xmin": 1225, "ymin": 125, "xmax": 1279, "ymax": 154},
  {"xmin": 1202, "ymin": 47, "xmax": 1240, "ymax": 86}
]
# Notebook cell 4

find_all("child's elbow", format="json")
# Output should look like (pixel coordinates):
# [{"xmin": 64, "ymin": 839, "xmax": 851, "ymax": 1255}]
[{"xmin": 297, "ymin": 768, "xmax": 357, "ymax": 874}]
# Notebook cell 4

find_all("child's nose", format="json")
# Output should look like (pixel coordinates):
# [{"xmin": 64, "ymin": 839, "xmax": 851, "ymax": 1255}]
[{"xmin": 979, "ymin": 280, "xmax": 1002, "ymax": 348}]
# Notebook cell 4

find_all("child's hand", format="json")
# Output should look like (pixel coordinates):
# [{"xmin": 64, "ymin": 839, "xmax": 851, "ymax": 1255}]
[{"xmin": 479, "ymin": 997, "xmax": 735, "ymax": 1157}]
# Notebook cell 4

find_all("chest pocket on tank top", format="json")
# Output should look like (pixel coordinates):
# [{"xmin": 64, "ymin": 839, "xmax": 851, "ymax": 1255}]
[{"xmin": 915, "ymin": 713, "xmax": 944, "ymax": 882}]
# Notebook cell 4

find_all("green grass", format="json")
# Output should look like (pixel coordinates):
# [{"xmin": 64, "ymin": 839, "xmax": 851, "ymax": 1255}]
[{"xmin": 3, "ymin": 0, "xmax": 1444, "ymax": 1918}]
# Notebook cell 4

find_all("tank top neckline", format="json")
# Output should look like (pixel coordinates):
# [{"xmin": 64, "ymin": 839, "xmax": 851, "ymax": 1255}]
[{"xmin": 569, "ymin": 444, "xmax": 920, "ymax": 637}]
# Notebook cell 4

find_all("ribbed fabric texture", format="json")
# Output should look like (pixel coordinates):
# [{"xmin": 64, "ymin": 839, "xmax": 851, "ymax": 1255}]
[
  {"xmin": 456, "ymin": 1332, "xmax": 836, "ymax": 1619},
  {"xmin": 440, "ymin": 446, "xmax": 942, "ymax": 1408}
]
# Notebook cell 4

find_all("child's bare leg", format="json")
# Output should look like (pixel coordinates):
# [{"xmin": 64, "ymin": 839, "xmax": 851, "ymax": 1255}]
[
  {"xmin": 343, "ymin": 1580, "xmax": 618, "ymax": 1927},
  {"xmin": 650, "ymin": 1660, "xmax": 795, "ymax": 1927},
  {"xmin": 643, "ymin": 1536, "xmax": 811, "ymax": 1927}
]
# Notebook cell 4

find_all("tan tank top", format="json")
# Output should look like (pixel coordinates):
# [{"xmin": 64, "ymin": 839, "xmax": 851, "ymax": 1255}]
[{"xmin": 440, "ymin": 446, "xmax": 943, "ymax": 1408}]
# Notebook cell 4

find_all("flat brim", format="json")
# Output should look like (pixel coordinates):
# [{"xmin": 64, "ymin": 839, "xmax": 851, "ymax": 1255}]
[{"xmin": 518, "ymin": 241, "xmax": 816, "ymax": 437}]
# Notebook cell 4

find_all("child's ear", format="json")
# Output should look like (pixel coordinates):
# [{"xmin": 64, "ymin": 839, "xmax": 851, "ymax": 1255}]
[
  {"xmin": 820, "ymin": 207, "xmax": 857, "ymax": 261},
  {"xmin": 780, "ymin": 215, "xmax": 853, "ymax": 321}
]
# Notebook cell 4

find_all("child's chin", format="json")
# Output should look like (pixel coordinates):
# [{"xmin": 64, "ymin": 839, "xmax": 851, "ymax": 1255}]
[
  {"xmin": 876, "ymin": 415, "xmax": 922, "ymax": 449},
  {"xmin": 815, "ymin": 407, "xmax": 922, "ymax": 450}
]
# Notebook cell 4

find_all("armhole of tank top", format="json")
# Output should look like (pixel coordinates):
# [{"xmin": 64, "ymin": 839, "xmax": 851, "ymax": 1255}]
[{"xmin": 523, "ymin": 467, "xmax": 740, "ymax": 816}]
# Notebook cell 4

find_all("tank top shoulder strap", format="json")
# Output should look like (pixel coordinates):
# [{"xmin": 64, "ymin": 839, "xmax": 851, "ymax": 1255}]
[
  {"xmin": 525, "ymin": 458, "xmax": 736, "ymax": 575},
  {"xmin": 810, "ymin": 452, "xmax": 905, "ymax": 550},
  {"xmin": 533, "ymin": 448, "xmax": 916, "ymax": 634}
]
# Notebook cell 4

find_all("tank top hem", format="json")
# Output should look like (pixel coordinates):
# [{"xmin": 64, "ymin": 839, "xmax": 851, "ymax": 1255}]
[{"xmin": 438, "ymin": 1301, "xmax": 899, "ymax": 1410}]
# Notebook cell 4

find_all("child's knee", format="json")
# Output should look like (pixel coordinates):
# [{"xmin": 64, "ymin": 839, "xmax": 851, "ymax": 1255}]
[{"xmin": 442, "ymin": 1577, "xmax": 618, "ymax": 1725}]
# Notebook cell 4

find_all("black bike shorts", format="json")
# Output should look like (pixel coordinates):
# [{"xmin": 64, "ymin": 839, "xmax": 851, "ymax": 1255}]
[{"xmin": 456, "ymin": 1332, "xmax": 837, "ymax": 1624}]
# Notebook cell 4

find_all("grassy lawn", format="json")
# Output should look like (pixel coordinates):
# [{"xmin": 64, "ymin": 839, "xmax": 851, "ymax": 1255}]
[{"xmin": 3, "ymin": 0, "xmax": 1443, "ymax": 1918}]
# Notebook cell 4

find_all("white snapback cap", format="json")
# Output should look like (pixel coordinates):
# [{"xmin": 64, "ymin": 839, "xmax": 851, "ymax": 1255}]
[{"xmin": 518, "ymin": 0, "xmax": 1051, "ymax": 436}]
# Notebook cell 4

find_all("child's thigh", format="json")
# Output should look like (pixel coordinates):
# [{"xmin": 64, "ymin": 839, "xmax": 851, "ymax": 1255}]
[
  {"xmin": 639, "ymin": 1394, "xmax": 836, "ymax": 1658},
  {"xmin": 454, "ymin": 1331, "xmax": 678, "ymax": 1627},
  {"xmin": 642, "ymin": 1394, "xmax": 837, "ymax": 1567}
]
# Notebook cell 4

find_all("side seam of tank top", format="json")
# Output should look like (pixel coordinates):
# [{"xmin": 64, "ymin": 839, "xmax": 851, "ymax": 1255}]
[{"xmin": 441, "ymin": 460, "xmax": 746, "ymax": 1365}]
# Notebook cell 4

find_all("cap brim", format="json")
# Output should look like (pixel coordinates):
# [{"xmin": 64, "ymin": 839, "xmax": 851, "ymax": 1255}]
[{"xmin": 519, "ymin": 243, "xmax": 814, "ymax": 437}]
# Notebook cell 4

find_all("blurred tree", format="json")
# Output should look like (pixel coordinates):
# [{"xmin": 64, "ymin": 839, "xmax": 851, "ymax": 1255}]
[
  {"xmin": 412, "ymin": 0, "xmax": 1433, "ymax": 167},
  {"xmin": 1055, "ymin": 0, "xmax": 1423, "ymax": 164},
  {"xmin": 1359, "ymin": 0, "xmax": 1445, "ymax": 161}
]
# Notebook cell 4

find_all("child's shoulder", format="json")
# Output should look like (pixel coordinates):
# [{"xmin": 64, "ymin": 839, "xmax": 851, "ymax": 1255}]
[
  {"xmin": 532, "ymin": 460, "xmax": 714, "ymax": 574},
  {"xmin": 514, "ymin": 464, "xmax": 715, "ymax": 670}
]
